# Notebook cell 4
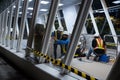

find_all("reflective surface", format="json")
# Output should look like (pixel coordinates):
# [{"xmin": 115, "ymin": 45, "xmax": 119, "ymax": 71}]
[{"xmin": 0, "ymin": 58, "xmax": 30, "ymax": 80}]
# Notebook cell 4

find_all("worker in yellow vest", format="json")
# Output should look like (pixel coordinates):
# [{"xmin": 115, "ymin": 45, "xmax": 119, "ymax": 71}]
[{"xmin": 92, "ymin": 34, "xmax": 106, "ymax": 61}]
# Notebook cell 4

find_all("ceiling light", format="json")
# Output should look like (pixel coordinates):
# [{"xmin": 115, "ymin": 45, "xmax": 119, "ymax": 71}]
[
  {"xmin": 95, "ymin": 10, "xmax": 104, "ymax": 13},
  {"xmin": 59, "ymin": 3, "xmax": 64, "ymax": 6},
  {"xmin": 28, "ymin": 7, "xmax": 33, "ymax": 10},
  {"xmin": 112, "ymin": 0, "xmax": 120, "ymax": 4},
  {"xmin": 41, "ymin": 1, "xmax": 49, "ymax": 4},
  {"xmin": 40, "ymin": 9, "xmax": 48, "ymax": 12},
  {"xmin": 8, "ymin": 11, "xmax": 10, "ymax": 13},
  {"xmin": 13, "ymin": 5, "xmax": 22, "ymax": 8},
  {"xmin": 13, "ymin": 5, "xmax": 16, "ymax": 8},
  {"xmin": 22, "ymin": 0, "xmax": 32, "ymax": 2},
  {"xmin": 19, "ymin": 12, "xmax": 22, "ymax": 14},
  {"xmin": 30, "ymin": 13, "xmax": 32, "ymax": 15},
  {"xmin": 29, "ymin": 0, "xmax": 32, "ymax": 2}
]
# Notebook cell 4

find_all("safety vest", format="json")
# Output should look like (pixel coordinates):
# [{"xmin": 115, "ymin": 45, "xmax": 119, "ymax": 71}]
[
  {"xmin": 94, "ymin": 38, "xmax": 105, "ymax": 50},
  {"xmin": 55, "ymin": 31, "xmax": 63, "ymax": 40},
  {"xmin": 74, "ymin": 46, "xmax": 80, "ymax": 57}
]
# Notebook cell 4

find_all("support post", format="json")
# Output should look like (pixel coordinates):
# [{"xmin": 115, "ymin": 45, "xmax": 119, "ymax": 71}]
[
  {"xmin": 40, "ymin": 0, "xmax": 60, "ymax": 62},
  {"xmin": 16, "ymin": 0, "xmax": 29, "ymax": 52},
  {"xmin": 10, "ymin": 0, "xmax": 21, "ymax": 49},
  {"xmin": 25, "ymin": 0, "xmax": 41, "ymax": 57},
  {"xmin": 62, "ymin": 0, "xmax": 93, "ymax": 73}
]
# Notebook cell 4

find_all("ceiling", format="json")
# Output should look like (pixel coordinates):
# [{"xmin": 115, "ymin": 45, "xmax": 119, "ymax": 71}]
[
  {"xmin": 25, "ymin": 0, "xmax": 120, "ymax": 17},
  {"xmin": 0, "ymin": 0, "xmax": 120, "ymax": 17}
]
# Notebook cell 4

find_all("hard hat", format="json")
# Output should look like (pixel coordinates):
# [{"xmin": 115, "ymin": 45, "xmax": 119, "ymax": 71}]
[
  {"xmin": 94, "ymin": 33, "xmax": 99, "ymax": 37},
  {"xmin": 57, "ymin": 27, "xmax": 63, "ymax": 31},
  {"xmin": 77, "ymin": 42, "xmax": 81, "ymax": 45},
  {"xmin": 63, "ymin": 31, "xmax": 69, "ymax": 35}
]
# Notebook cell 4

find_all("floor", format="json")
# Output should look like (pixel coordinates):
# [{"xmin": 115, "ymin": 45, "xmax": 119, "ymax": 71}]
[
  {"xmin": 71, "ymin": 57, "xmax": 114, "ymax": 80},
  {"xmin": 0, "ymin": 58, "xmax": 30, "ymax": 80}
]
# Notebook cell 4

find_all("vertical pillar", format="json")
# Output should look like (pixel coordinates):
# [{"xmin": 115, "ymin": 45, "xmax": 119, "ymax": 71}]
[
  {"xmin": 0, "ymin": 12, "xmax": 5, "ymax": 44},
  {"xmin": 40, "ymin": 0, "xmax": 60, "ymax": 62},
  {"xmin": 100, "ymin": 0, "xmax": 117, "ymax": 44},
  {"xmin": 25, "ymin": 19, "xmax": 29, "ymax": 37},
  {"xmin": 26, "ymin": 0, "xmax": 41, "ymax": 57},
  {"xmin": 62, "ymin": 0, "xmax": 93, "ymax": 73},
  {"xmin": 2, "ymin": 9, "xmax": 9, "ymax": 45},
  {"xmin": 16, "ymin": 0, "xmax": 29, "ymax": 52},
  {"xmin": 10, "ymin": 0, "xmax": 21, "ymax": 49},
  {"xmin": 16, "ymin": 23, "xmax": 19, "ymax": 38},
  {"xmin": 0, "ymin": 13, "xmax": 2, "ymax": 43},
  {"xmin": 89, "ymin": 7, "xmax": 99, "ymax": 34},
  {"xmin": 57, "ymin": 13, "xmax": 62, "ymax": 27},
  {"xmin": 6, "ymin": 4, "xmax": 14, "ymax": 47}
]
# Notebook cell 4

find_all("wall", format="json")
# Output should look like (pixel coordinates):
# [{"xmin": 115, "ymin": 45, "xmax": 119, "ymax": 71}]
[{"xmin": 62, "ymin": 5, "xmax": 77, "ymax": 34}]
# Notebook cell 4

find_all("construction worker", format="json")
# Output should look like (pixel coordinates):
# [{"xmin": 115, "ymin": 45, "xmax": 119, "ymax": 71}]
[
  {"xmin": 92, "ymin": 34, "xmax": 106, "ymax": 61},
  {"xmin": 74, "ymin": 42, "xmax": 86, "ymax": 59},
  {"xmin": 55, "ymin": 31, "xmax": 70, "ymax": 59},
  {"xmin": 51, "ymin": 27, "xmax": 64, "ymax": 59}
]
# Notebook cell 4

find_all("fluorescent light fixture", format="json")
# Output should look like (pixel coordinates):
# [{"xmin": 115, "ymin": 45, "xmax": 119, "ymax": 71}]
[
  {"xmin": 41, "ymin": 1, "xmax": 49, "ymax": 4},
  {"xmin": 30, "ymin": 13, "xmax": 32, "ymax": 15},
  {"xmin": 8, "ymin": 11, "xmax": 10, "ymax": 13},
  {"xmin": 59, "ymin": 3, "xmax": 64, "ymax": 6},
  {"xmin": 40, "ymin": 9, "xmax": 48, "ymax": 11},
  {"xmin": 28, "ymin": 7, "xmax": 33, "ymax": 10},
  {"xmin": 112, "ymin": 0, "xmax": 120, "ymax": 4},
  {"xmin": 11, "ymin": 28, "xmax": 13, "ymax": 32},
  {"xmin": 13, "ymin": 5, "xmax": 16, "ymax": 8},
  {"xmin": 19, "ymin": 12, "xmax": 22, "ymax": 14},
  {"xmin": 13, "ymin": 5, "xmax": 22, "ymax": 8},
  {"xmin": 95, "ymin": 10, "xmax": 104, "ymax": 13},
  {"xmin": 22, "ymin": 0, "xmax": 32, "ymax": 2},
  {"xmin": 29, "ymin": 0, "xmax": 32, "ymax": 2}
]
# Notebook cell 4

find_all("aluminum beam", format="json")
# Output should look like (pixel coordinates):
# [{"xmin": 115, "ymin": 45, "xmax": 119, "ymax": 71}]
[
  {"xmin": 89, "ymin": 7, "xmax": 99, "ymax": 35},
  {"xmin": 16, "ymin": 0, "xmax": 29, "ymax": 52},
  {"xmin": 2, "ymin": 9, "xmax": 9, "ymax": 45},
  {"xmin": 0, "ymin": 13, "xmax": 2, "ymax": 43},
  {"xmin": 100, "ymin": 0, "xmax": 118, "ymax": 44},
  {"xmin": 25, "ymin": 19, "xmax": 29, "ymax": 37},
  {"xmin": 40, "ymin": 0, "xmax": 60, "ymax": 62},
  {"xmin": 26, "ymin": 0, "xmax": 41, "ymax": 57},
  {"xmin": 62, "ymin": 0, "xmax": 93, "ymax": 73},
  {"xmin": 6, "ymin": 4, "xmax": 14, "ymax": 47},
  {"xmin": 10, "ymin": 0, "xmax": 21, "ymax": 49},
  {"xmin": 1, "ymin": 12, "xmax": 5, "ymax": 44}
]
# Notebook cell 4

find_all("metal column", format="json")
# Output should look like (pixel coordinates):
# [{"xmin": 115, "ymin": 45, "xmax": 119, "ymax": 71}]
[
  {"xmin": 40, "ymin": 0, "xmax": 60, "ymax": 62},
  {"xmin": 16, "ymin": 23, "xmax": 20, "ymax": 38},
  {"xmin": 62, "ymin": 0, "xmax": 93, "ymax": 73},
  {"xmin": 0, "ymin": 12, "xmax": 5, "ymax": 44},
  {"xmin": 25, "ymin": 19, "xmax": 29, "ymax": 37},
  {"xmin": 100, "ymin": 0, "xmax": 118, "ymax": 44},
  {"xmin": 0, "ymin": 13, "xmax": 2, "ymax": 43},
  {"xmin": 16, "ymin": 0, "xmax": 29, "ymax": 52},
  {"xmin": 89, "ymin": 7, "xmax": 99, "ymax": 35},
  {"xmin": 57, "ymin": 13, "xmax": 63, "ymax": 27},
  {"xmin": 10, "ymin": 0, "xmax": 21, "ymax": 49},
  {"xmin": 26, "ymin": 0, "xmax": 41, "ymax": 57},
  {"xmin": 2, "ymin": 9, "xmax": 9, "ymax": 45},
  {"xmin": 6, "ymin": 4, "xmax": 14, "ymax": 47}
]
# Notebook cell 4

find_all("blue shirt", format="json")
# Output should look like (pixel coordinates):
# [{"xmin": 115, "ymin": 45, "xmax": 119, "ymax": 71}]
[{"xmin": 56, "ymin": 39, "xmax": 70, "ymax": 45}]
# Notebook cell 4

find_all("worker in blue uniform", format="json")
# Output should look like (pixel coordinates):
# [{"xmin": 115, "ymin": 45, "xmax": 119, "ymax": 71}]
[
  {"xmin": 51, "ymin": 27, "xmax": 64, "ymax": 59},
  {"xmin": 55, "ymin": 31, "xmax": 70, "ymax": 58}
]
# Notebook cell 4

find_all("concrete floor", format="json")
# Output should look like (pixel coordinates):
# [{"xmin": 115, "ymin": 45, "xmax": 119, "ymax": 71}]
[
  {"xmin": 0, "ymin": 58, "xmax": 30, "ymax": 80},
  {"xmin": 71, "ymin": 57, "xmax": 114, "ymax": 80}
]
